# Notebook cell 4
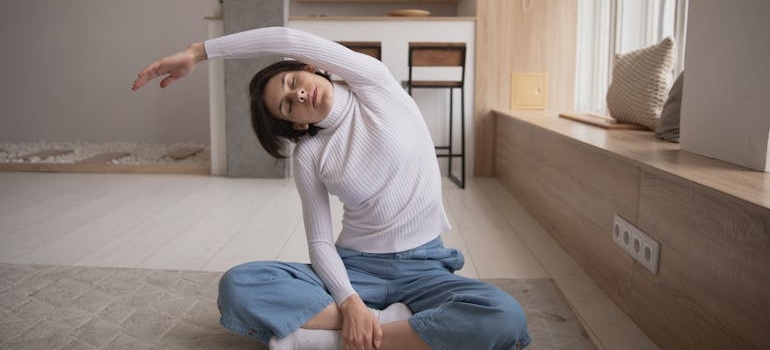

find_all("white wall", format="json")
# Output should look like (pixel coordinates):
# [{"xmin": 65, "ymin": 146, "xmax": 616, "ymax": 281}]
[
  {"xmin": 0, "ymin": 0, "xmax": 215, "ymax": 143},
  {"xmin": 680, "ymin": 0, "xmax": 770, "ymax": 171}
]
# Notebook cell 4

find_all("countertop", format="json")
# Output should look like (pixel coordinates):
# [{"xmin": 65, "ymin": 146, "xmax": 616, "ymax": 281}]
[{"xmin": 289, "ymin": 16, "xmax": 475, "ymax": 21}]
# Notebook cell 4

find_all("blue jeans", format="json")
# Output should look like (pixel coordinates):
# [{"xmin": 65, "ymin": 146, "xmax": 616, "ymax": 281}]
[{"xmin": 217, "ymin": 237, "xmax": 531, "ymax": 350}]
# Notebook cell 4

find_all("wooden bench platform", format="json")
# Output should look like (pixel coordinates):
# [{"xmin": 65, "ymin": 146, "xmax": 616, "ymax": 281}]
[{"xmin": 493, "ymin": 109, "xmax": 769, "ymax": 350}]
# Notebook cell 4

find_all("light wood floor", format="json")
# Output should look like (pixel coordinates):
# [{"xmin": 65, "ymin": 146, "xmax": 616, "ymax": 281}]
[{"xmin": 0, "ymin": 172, "xmax": 659, "ymax": 350}]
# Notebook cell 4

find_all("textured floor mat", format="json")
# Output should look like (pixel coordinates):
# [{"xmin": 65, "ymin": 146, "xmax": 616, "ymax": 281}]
[{"xmin": 0, "ymin": 263, "xmax": 595, "ymax": 350}]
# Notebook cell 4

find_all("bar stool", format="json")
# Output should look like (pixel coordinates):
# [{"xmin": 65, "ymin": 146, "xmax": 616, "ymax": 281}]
[
  {"xmin": 333, "ymin": 41, "xmax": 382, "ymax": 85},
  {"xmin": 406, "ymin": 42, "xmax": 467, "ymax": 188}
]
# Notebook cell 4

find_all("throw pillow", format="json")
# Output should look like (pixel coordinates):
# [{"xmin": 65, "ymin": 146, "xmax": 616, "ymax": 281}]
[
  {"xmin": 606, "ymin": 37, "xmax": 676, "ymax": 129},
  {"xmin": 655, "ymin": 71, "xmax": 684, "ymax": 142}
]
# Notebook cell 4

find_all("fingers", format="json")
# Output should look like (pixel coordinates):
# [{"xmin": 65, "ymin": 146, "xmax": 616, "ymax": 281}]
[
  {"xmin": 343, "ymin": 323, "xmax": 381, "ymax": 350},
  {"xmin": 160, "ymin": 75, "xmax": 179, "ymax": 89},
  {"xmin": 132, "ymin": 64, "xmax": 179, "ymax": 90},
  {"xmin": 140, "ymin": 62, "xmax": 160, "ymax": 79},
  {"xmin": 372, "ymin": 324, "xmax": 383, "ymax": 349},
  {"xmin": 131, "ymin": 62, "xmax": 161, "ymax": 91},
  {"xmin": 131, "ymin": 60, "xmax": 191, "ymax": 91}
]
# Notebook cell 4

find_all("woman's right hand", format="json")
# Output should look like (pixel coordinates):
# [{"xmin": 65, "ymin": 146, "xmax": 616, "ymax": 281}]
[
  {"xmin": 131, "ymin": 42, "xmax": 207, "ymax": 91},
  {"xmin": 340, "ymin": 294, "xmax": 383, "ymax": 350}
]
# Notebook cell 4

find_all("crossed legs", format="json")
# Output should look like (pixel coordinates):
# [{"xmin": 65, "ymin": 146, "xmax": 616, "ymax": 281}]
[{"xmin": 217, "ymin": 242, "xmax": 530, "ymax": 350}]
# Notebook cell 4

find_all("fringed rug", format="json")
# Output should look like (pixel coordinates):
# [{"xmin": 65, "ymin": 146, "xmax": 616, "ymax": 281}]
[{"xmin": 0, "ymin": 263, "xmax": 596, "ymax": 350}]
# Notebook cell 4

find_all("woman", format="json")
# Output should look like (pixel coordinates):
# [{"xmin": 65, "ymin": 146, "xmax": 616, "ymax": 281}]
[{"xmin": 132, "ymin": 27, "xmax": 530, "ymax": 350}]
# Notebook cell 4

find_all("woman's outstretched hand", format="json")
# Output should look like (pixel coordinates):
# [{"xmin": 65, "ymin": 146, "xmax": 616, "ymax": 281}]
[{"xmin": 131, "ymin": 42, "xmax": 207, "ymax": 91}]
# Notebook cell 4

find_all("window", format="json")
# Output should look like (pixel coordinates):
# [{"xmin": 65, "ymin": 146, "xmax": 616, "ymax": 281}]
[{"xmin": 575, "ymin": 0, "xmax": 688, "ymax": 114}]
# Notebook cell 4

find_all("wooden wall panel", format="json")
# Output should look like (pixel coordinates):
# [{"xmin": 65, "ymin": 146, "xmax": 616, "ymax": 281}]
[
  {"xmin": 474, "ymin": 0, "xmax": 515, "ymax": 176},
  {"xmin": 509, "ymin": 0, "xmax": 577, "ymax": 111},
  {"xmin": 635, "ymin": 170, "xmax": 770, "ymax": 350},
  {"xmin": 495, "ymin": 112, "xmax": 638, "ymax": 306},
  {"xmin": 494, "ymin": 110, "xmax": 770, "ymax": 350},
  {"xmin": 474, "ymin": 0, "xmax": 577, "ymax": 176}
]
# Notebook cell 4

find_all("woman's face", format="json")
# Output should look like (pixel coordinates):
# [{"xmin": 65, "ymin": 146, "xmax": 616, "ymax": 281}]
[{"xmin": 263, "ymin": 66, "xmax": 334, "ymax": 130}]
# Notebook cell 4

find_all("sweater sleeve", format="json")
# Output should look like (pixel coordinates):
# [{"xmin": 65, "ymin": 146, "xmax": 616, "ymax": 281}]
[
  {"xmin": 292, "ymin": 148, "xmax": 356, "ymax": 305},
  {"xmin": 204, "ymin": 26, "xmax": 398, "ymax": 91}
]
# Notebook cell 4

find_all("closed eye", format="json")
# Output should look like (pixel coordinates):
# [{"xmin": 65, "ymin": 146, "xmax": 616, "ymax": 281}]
[{"xmin": 287, "ymin": 76, "xmax": 298, "ymax": 114}]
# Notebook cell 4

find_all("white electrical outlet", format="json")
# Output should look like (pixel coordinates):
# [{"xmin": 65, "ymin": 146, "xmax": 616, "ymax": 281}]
[{"xmin": 612, "ymin": 215, "xmax": 660, "ymax": 274}]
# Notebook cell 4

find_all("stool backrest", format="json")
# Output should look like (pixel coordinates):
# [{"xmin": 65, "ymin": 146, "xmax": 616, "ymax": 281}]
[
  {"xmin": 337, "ymin": 41, "xmax": 382, "ymax": 61},
  {"xmin": 409, "ymin": 42, "xmax": 466, "ymax": 67},
  {"xmin": 407, "ymin": 42, "xmax": 467, "ymax": 94}
]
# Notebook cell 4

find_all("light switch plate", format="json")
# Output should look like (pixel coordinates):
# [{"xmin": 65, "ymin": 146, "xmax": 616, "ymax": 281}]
[{"xmin": 511, "ymin": 72, "xmax": 547, "ymax": 110}]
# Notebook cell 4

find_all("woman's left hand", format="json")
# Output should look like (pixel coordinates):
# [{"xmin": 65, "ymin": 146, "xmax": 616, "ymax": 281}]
[{"xmin": 340, "ymin": 294, "xmax": 382, "ymax": 350}]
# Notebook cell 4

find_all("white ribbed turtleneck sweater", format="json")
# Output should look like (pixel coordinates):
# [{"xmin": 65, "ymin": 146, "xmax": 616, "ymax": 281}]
[{"xmin": 205, "ymin": 27, "xmax": 451, "ymax": 304}]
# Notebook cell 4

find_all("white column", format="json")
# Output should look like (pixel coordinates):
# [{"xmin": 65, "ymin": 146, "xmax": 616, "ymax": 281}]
[{"xmin": 207, "ymin": 15, "xmax": 227, "ymax": 176}]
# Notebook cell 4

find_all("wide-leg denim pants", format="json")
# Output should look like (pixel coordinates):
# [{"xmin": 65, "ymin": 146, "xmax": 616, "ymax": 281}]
[{"xmin": 217, "ymin": 237, "xmax": 531, "ymax": 350}]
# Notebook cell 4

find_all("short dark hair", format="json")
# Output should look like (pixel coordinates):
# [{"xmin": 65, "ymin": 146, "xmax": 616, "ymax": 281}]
[{"xmin": 249, "ymin": 60, "xmax": 330, "ymax": 159}]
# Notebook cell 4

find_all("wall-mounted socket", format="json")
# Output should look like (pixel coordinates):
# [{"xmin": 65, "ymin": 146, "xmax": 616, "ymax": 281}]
[{"xmin": 612, "ymin": 215, "xmax": 660, "ymax": 274}]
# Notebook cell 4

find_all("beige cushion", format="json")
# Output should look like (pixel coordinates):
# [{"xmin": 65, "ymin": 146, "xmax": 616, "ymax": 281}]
[{"xmin": 606, "ymin": 37, "xmax": 676, "ymax": 129}]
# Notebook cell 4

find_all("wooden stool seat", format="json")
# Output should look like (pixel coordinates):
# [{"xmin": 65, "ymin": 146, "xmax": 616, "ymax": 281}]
[{"xmin": 408, "ymin": 81, "xmax": 464, "ymax": 88}]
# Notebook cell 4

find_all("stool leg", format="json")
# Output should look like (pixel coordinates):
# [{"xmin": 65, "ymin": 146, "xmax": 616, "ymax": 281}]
[
  {"xmin": 448, "ymin": 88, "xmax": 454, "ymax": 180},
  {"xmin": 459, "ymin": 85, "xmax": 465, "ymax": 188}
]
